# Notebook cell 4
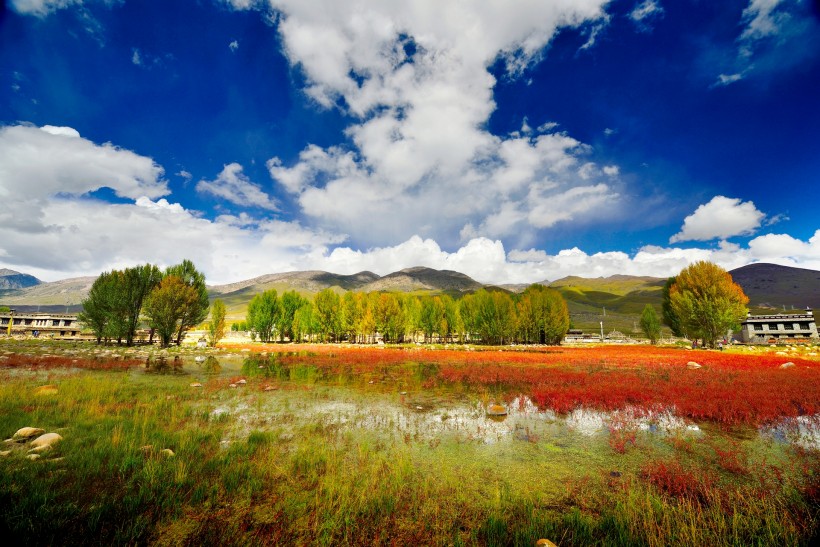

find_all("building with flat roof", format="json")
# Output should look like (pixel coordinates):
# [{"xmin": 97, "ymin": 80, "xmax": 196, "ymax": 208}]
[
  {"xmin": 739, "ymin": 309, "xmax": 818, "ymax": 344},
  {"xmin": 1, "ymin": 312, "xmax": 81, "ymax": 337}
]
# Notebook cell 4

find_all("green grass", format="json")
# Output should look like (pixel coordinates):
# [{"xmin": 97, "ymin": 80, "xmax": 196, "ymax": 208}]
[{"xmin": 0, "ymin": 340, "xmax": 817, "ymax": 545}]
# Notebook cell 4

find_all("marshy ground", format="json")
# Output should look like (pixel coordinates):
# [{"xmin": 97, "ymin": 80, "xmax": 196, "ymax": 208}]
[{"xmin": 1, "ymin": 339, "xmax": 818, "ymax": 545}]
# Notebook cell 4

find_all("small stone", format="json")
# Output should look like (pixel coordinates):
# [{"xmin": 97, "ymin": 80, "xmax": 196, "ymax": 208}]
[
  {"xmin": 237, "ymin": 379, "xmax": 246, "ymax": 385},
  {"xmin": 26, "ymin": 454, "xmax": 40, "ymax": 461},
  {"xmin": 12, "ymin": 427, "xmax": 45, "ymax": 442},
  {"xmin": 536, "ymin": 540, "xmax": 558, "ymax": 547},
  {"xmin": 160, "ymin": 448, "xmax": 175, "ymax": 457},
  {"xmin": 229, "ymin": 383, "xmax": 237, "ymax": 388},
  {"xmin": 779, "ymin": 362, "xmax": 795, "ymax": 369},
  {"xmin": 486, "ymin": 404, "xmax": 508, "ymax": 416},
  {"xmin": 0, "ymin": 450, "xmax": 11, "ymax": 457},
  {"xmin": 29, "ymin": 433, "xmax": 62, "ymax": 452},
  {"xmin": 263, "ymin": 385, "xmax": 276, "ymax": 391},
  {"xmin": 686, "ymin": 361, "xmax": 702, "ymax": 370},
  {"xmin": 33, "ymin": 385, "xmax": 58, "ymax": 396},
  {"xmin": 190, "ymin": 382, "xmax": 203, "ymax": 388},
  {"xmin": 415, "ymin": 406, "xmax": 423, "ymax": 410}
]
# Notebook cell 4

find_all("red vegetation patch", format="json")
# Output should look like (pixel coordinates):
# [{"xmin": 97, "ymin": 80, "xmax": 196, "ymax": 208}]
[{"xmin": 639, "ymin": 458, "xmax": 717, "ymax": 504}]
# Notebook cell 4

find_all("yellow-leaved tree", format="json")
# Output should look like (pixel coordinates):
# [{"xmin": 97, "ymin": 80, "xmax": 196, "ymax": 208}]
[{"xmin": 669, "ymin": 261, "xmax": 749, "ymax": 348}]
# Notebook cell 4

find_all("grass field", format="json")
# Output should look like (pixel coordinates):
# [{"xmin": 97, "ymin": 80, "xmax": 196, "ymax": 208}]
[{"xmin": 1, "ymin": 339, "xmax": 818, "ymax": 545}]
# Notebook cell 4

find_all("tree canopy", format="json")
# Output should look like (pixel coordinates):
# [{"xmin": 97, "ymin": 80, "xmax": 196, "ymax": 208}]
[{"xmin": 669, "ymin": 261, "xmax": 748, "ymax": 348}]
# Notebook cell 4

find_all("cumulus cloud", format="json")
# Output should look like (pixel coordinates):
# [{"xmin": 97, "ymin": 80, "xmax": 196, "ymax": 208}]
[
  {"xmin": 229, "ymin": 40, "xmax": 239, "ymax": 52},
  {"xmin": 0, "ymin": 124, "xmax": 167, "ymax": 203},
  {"xmin": 256, "ymin": 0, "xmax": 617, "ymax": 247},
  {"xmin": 196, "ymin": 163, "xmax": 278, "ymax": 210},
  {"xmin": 670, "ymin": 196, "xmax": 766, "ymax": 243}
]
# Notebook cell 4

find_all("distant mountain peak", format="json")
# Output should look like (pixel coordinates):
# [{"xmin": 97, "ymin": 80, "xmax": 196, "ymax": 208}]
[{"xmin": 0, "ymin": 269, "xmax": 42, "ymax": 291}]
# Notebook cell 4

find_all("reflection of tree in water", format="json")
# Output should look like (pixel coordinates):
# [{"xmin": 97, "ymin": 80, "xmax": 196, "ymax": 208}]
[
  {"xmin": 144, "ymin": 355, "xmax": 187, "ymax": 375},
  {"xmin": 201, "ymin": 356, "xmax": 221, "ymax": 374}
]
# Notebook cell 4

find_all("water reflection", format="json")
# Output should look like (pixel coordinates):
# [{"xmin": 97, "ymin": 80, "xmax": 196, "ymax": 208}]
[{"xmin": 144, "ymin": 355, "xmax": 187, "ymax": 375}]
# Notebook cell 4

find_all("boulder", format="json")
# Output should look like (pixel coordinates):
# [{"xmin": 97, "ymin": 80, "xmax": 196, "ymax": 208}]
[
  {"xmin": 686, "ymin": 361, "xmax": 702, "ymax": 370},
  {"xmin": 160, "ymin": 448, "xmax": 175, "ymax": 458},
  {"xmin": 487, "ymin": 404, "xmax": 507, "ymax": 416},
  {"xmin": 29, "ymin": 432, "xmax": 62, "ymax": 452},
  {"xmin": 779, "ymin": 362, "xmax": 795, "ymax": 369},
  {"xmin": 12, "ymin": 427, "xmax": 45, "ymax": 442}
]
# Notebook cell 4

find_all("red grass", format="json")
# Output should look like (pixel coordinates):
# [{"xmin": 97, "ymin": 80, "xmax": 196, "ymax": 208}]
[{"xmin": 639, "ymin": 458, "xmax": 717, "ymax": 504}]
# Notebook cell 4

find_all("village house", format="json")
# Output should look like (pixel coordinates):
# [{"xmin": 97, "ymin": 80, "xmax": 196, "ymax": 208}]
[
  {"xmin": 739, "ymin": 309, "xmax": 818, "ymax": 344},
  {"xmin": 0, "ymin": 312, "xmax": 81, "ymax": 338}
]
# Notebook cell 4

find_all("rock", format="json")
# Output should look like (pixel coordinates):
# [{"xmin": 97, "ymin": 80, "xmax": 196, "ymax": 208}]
[
  {"xmin": 779, "ymin": 362, "xmax": 795, "ymax": 369},
  {"xmin": 33, "ymin": 385, "xmax": 58, "ymax": 396},
  {"xmin": 190, "ymin": 382, "xmax": 203, "ymax": 388},
  {"xmin": 686, "ymin": 361, "xmax": 702, "ymax": 370},
  {"xmin": 263, "ymin": 385, "xmax": 276, "ymax": 391},
  {"xmin": 776, "ymin": 351, "xmax": 787, "ymax": 356},
  {"xmin": 229, "ymin": 383, "xmax": 237, "ymax": 388},
  {"xmin": 0, "ymin": 450, "xmax": 11, "ymax": 457},
  {"xmin": 486, "ymin": 404, "xmax": 508, "ymax": 416},
  {"xmin": 194, "ymin": 356, "xmax": 206, "ymax": 363},
  {"xmin": 12, "ymin": 427, "xmax": 45, "ymax": 442},
  {"xmin": 160, "ymin": 448, "xmax": 175, "ymax": 458},
  {"xmin": 237, "ymin": 379, "xmax": 246, "ymax": 385},
  {"xmin": 26, "ymin": 454, "xmax": 40, "ymax": 461},
  {"xmin": 29, "ymin": 433, "xmax": 62, "ymax": 452},
  {"xmin": 536, "ymin": 540, "xmax": 558, "ymax": 547}
]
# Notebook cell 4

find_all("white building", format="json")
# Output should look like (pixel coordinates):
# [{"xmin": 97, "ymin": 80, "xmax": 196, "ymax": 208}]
[{"xmin": 739, "ymin": 309, "xmax": 818, "ymax": 343}]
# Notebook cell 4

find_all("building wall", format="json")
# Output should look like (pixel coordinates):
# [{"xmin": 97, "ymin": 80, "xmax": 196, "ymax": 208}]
[{"xmin": 740, "ymin": 311, "xmax": 818, "ymax": 343}]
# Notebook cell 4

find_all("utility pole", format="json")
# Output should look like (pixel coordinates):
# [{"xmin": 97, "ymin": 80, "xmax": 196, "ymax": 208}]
[{"xmin": 600, "ymin": 321, "xmax": 604, "ymax": 342}]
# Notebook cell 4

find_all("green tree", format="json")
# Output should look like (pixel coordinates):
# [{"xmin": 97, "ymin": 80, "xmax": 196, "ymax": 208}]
[
  {"xmin": 143, "ymin": 276, "xmax": 198, "ymax": 347},
  {"xmin": 122, "ymin": 264, "xmax": 162, "ymax": 346},
  {"xmin": 661, "ymin": 277, "xmax": 684, "ymax": 337},
  {"xmin": 292, "ymin": 302, "xmax": 317, "ymax": 343},
  {"xmin": 639, "ymin": 304, "xmax": 662, "ymax": 344},
  {"xmin": 79, "ymin": 271, "xmax": 119, "ymax": 343},
  {"xmin": 207, "ymin": 299, "xmax": 227, "ymax": 347},
  {"xmin": 279, "ymin": 291, "xmax": 306, "ymax": 342},
  {"xmin": 247, "ymin": 290, "xmax": 280, "ymax": 343},
  {"xmin": 341, "ymin": 291, "xmax": 363, "ymax": 343},
  {"xmin": 165, "ymin": 260, "xmax": 209, "ymax": 345},
  {"xmin": 518, "ymin": 284, "xmax": 569, "ymax": 345},
  {"xmin": 314, "ymin": 288, "xmax": 342, "ymax": 342},
  {"xmin": 419, "ymin": 296, "xmax": 444, "ymax": 343},
  {"xmin": 669, "ymin": 261, "xmax": 749, "ymax": 348}
]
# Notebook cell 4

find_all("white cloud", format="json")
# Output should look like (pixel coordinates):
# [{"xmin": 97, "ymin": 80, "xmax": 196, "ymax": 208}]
[
  {"xmin": 196, "ymin": 163, "xmax": 278, "ymax": 210},
  {"xmin": 132, "ymin": 48, "xmax": 142, "ymax": 66},
  {"xmin": 229, "ymin": 40, "xmax": 239, "ymax": 52},
  {"xmin": 10, "ymin": 0, "xmax": 81, "ymax": 16},
  {"xmin": 715, "ymin": 0, "xmax": 819, "ymax": 86},
  {"xmin": 629, "ymin": 0, "xmax": 664, "ymax": 31},
  {"xmin": 176, "ymin": 170, "xmax": 193, "ymax": 181},
  {"xmin": 0, "ymin": 124, "xmax": 167, "ymax": 203},
  {"xmin": 670, "ymin": 196, "xmax": 766, "ymax": 243},
  {"xmin": 259, "ymin": 0, "xmax": 616, "ymax": 247},
  {"xmin": 602, "ymin": 165, "xmax": 619, "ymax": 176}
]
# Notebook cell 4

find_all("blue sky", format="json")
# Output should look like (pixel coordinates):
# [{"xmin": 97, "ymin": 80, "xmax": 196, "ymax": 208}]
[{"xmin": 1, "ymin": 0, "xmax": 819, "ymax": 285}]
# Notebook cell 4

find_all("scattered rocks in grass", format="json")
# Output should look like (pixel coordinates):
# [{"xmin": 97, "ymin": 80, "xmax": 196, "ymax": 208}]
[
  {"xmin": 779, "ymin": 362, "xmax": 795, "ymax": 369},
  {"xmin": 33, "ymin": 384, "xmax": 58, "ymax": 396},
  {"xmin": 160, "ymin": 448, "xmax": 175, "ymax": 458},
  {"xmin": 486, "ymin": 404, "xmax": 508, "ymax": 417},
  {"xmin": 686, "ymin": 361, "xmax": 702, "ymax": 369},
  {"xmin": 11, "ymin": 427, "xmax": 45, "ymax": 442},
  {"xmin": 190, "ymin": 382, "xmax": 203, "ymax": 388},
  {"xmin": 29, "ymin": 433, "xmax": 62, "ymax": 453}
]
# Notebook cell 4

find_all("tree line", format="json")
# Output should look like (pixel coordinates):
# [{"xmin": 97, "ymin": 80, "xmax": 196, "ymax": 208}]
[
  {"xmin": 243, "ymin": 283, "xmax": 571, "ymax": 345},
  {"xmin": 78, "ymin": 260, "xmax": 218, "ymax": 347}
]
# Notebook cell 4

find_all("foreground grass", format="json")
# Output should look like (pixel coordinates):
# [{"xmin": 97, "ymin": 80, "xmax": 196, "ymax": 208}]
[{"xmin": 0, "ymin": 342, "xmax": 818, "ymax": 545}]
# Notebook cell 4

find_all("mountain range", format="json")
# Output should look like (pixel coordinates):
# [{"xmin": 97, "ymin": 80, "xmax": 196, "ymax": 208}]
[{"xmin": 1, "ymin": 264, "xmax": 818, "ymax": 330}]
